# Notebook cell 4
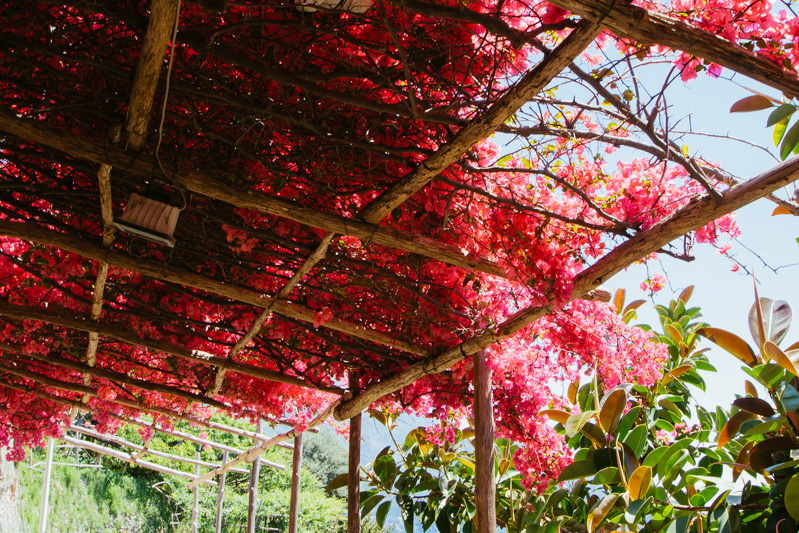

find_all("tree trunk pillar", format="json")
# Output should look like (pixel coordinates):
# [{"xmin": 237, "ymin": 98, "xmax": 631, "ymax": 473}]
[
  {"xmin": 474, "ymin": 349, "xmax": 496, "ymax": 533},
  {"xmin": 214, "ymin": 450, "xmax": 228, "ymax": 533},
  {"xmin": 288, "ymin": 434, "xmax": 303, "ymax": 533}
]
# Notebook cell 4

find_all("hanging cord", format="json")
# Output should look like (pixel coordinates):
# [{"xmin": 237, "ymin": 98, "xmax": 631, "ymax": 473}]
[{"xmin": 154, "ymin": 0, "xmax": 187, "ymax": 211}]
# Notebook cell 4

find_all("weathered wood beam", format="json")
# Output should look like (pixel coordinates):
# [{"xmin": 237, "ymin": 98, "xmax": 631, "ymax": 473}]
[
  {"xmin": 113, "ymin": 413, "xmax": 291, "ymax": 459},
  {"xmin": 357, "ymin": 20, "xmax": 603, "ymax": 224},
  {"xmin": 126, "ymin": 0, "xmax": 180, "ymax": 151},
  {"xmin": 473, "ymin": 350, "xmax": 496, "ymax": 533},
  {"xmin": 209, "ymin": 234, "xmax": 336, "ymax": 397},
  {"xmin": 334, "ymin": 156, "xmax": 799, "ymax": 420},
  {"xmin": 59, "ymin": 434, "xmax": 218, "ymax": 486},
  {"xmin": 0, "ymin": 347, "xmax": 232, "ymax": 410},
  {"xmin": 0, "ymin": 376, "xmax": 281, "ymax": 445},
  {"xmin": 0, "ymin": 221, "xmax": 427, "ymax": 358},
  {"xmin": 0, "ymin": 301, "xmax": 341, "ymax": 394},
  {"xmin": 66, "ymin": 424, "xmax": 250, "ymax": 474},
  {"xmin": 0, "ymin": 109, "xmax": 505, "ymax": 279},
  {"xmin": 547, "ymin": 0, "xmax": 799, "ymax": 99}
]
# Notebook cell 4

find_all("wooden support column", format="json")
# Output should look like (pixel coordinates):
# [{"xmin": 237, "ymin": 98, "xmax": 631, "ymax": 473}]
[
  {"xmin": 347, "ymin": 413, "xmax": 361, "ymax": 533},
  {"xmin": 347, "ymin": 371, "xmax": 361, "ymax": 533},
  {"xmin": 215, "ymin": 450, "xmax": 228, "ymax": 533},
  {"xmin": 288, "ymin": 434, "xmax": 303, "ymax": 533},
  {"xmin": 191, "ymin": 452, "xmax": 200, "ymax": 533},
  {"xmin": 247, "ymin": 421, "xmax": 263, "ymax": 533},
  {"xmin": 37, "ymin": 437, "xmax": 55, "ymax": 533},
  {"xmin": 474, "ymin": 350, "xmax": 496, "ymax": 533}
]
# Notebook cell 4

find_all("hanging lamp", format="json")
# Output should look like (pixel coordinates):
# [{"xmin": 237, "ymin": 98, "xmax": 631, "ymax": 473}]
[{"xmin": 114, "ymin": 192, "xmax": 181, "ymax": 247}]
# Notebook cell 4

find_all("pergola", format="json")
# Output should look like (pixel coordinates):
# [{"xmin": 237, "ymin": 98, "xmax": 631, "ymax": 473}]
[{"xmin": 1, "ymin": 0, "xmax": 798, "ymax": 531}]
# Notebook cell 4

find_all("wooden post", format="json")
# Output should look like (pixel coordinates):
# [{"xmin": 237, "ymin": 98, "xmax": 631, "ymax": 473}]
[
  {"xmin": 474, "ymin": 349, "xmax": 496, "ymax": 533},
  {"xmin": 247, "ymin": 421, "xmax": 263, "ymax": 533},
  {"xmin": 214, "ymin": 450, "xmax": 228, "ymax": 533},
  {"xmin": 37, "ymin": 437, "xmax": 55, "ymax": 533},
  {"xmin": 191, "ymin": 451, "xmax": 200, "ymax": 533},
  {"xmin": 347, "ymin": 414, "xmax": 361, "ymax": 533},
  {"xmin": 288, "ymin": 434, "xmax": 303, "ymax": 533}
]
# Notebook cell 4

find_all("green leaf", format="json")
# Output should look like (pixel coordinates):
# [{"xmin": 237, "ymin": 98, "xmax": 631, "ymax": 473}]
[
  {"xmin": 624, "ymin": 425, "xmax": 648, "ymax": 458},
  {"xmin": 774, "ymin": 115, "xmax": 792, "ymax": 147},
  {"xmin": 557, "ymin": 460, "xmax": 597, "ymax": 482},
  {"xmin": 666, "ymin": 514, "xmax": 692, "ymax": 533},
  {"xmin": 375, "ymin": 501, "xmax": 392, "ymax": 529},
  {"xmin": 729, "ymin": 95, "xmax": 774, "ymax": 112},
  {"xmin": 325, "ymin": 473, "xmax": 349, "ymax": 492},
  {"xmin": 781, "ymin": 120, "xmax": 799, "ymax": 160},
  {"xmin": 731, "ymin": 397, "xmax": 775, "ymax": 417},
  {"xmin": 360, "ymin": 493, "xmax": 385, "ymax": 518},
  {"xmin": 624, "ymin": 497, "xmax": 652, "ymax": 523},
  {"xmin": 768, "ymin": 104, "xmax": 797, "ymax": 126},
  {"xmin": 787, "ymin": 473, "xmax": 799, "ymax": 520},
  {"xmin": 566, "ymin": 410, "xmax": 597, "ymax": 438}
]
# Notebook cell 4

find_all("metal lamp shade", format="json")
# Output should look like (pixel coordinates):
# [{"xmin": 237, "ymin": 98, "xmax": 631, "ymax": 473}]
[
  {"xmin": 295, "ymin": 0, "xmax": 373, "ymax": 13},
  {"xmin": 114, "ymin": 193, "xmax": 180, "ymax": 247}
]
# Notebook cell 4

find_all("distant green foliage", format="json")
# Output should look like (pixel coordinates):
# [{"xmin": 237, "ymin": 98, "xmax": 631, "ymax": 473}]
[
  {"xmin": 18, "ymin": 446, "xmax": 175, "ymax": 532},
  {"xmin": 19, "ymin": 415, "xmax": 388, "ymax": 532}
]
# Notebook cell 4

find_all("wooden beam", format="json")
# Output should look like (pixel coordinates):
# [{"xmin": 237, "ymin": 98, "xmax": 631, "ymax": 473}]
[
  {"xmin": 215, "ymin": 450, "xmax": 229, "ymax": 533},
  {"xmin": 288, "ymin": 434, "xmax": 303, "ymax": 533},
  {"xmin": 0, "ymin": 376, "xmax": 285, "ymax": 447},
  {"xmin": 126, "ymin": 0, "xmax": 180, "ymax": 151},
  {"xmin": 65, "ymin": 424, "xmax": 250, "ymax": 474},
  {"xmin": 209, "ymin": 234, "xmax": 336, "ymax": 397},
  {"xmin": 2, "ymin": 347, "xmax": 232, "ymax": 410},
  {"xmin": 357, "ymin": 20, "xmax": 603, "ymax": 224},
  {"xmin": 0, "ymin": 301, "xmax": 341, "ymax": 394},
  {"xmin": 334, "ymin": 156, "xmax": 799, "ymax": 420},
  {"xmin": 0, "ymin": 221, "xmax": 428, "ymax": 358},
  {"xmin": 0, "ymin": 109, "xmax": 505, "ymax": 279},
  {"xmin": 546, "ymin": 0, "xmax": 799, "ymax": 100},
  {"xmin": 473, "ymin": 350, "xmax": 496, "ymax": 533},
  {"xmin": 59, "ymin": 434, "xmax": 217, "ymax": 486}
]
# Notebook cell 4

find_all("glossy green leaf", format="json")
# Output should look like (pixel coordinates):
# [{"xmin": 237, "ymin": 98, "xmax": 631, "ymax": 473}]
[
  {"xmin": 325, "ymin": 473, "xmax": 349, "ymax": 492},
  {"xmin": 624, "ymin": 425, "xmax": 648, "ymax": 458},
  {"xmin": 787, "ymin": 473, "xmax": 799, "ymax": 520},
  {"xmin": 780, "ymin": 119, "xmax": 799, "ymax": 160},
  {"xmin": 599, "ymin": 389, "xmax": 627, "ymax": 434},
  {"xmin": 625, "ymin": 497, "xmax": 652, "ymax": 524},
  {"xmin": 557, "ymin": 459, "xmax": 597, "ymax": 482},
  {"xmin": 774, "ymin": 115, "xmax": 791, "ymax": 146},
  {"xmin": 565, "ymin": 410, "xmax": 597, "ymax": 438},
  {"xmin": 375, "ymin": 501, "xmax": 391, "ymax": 529},
  {"xmin": 767, "ymin": 103, "xmax": 797, "ymax": 126}
]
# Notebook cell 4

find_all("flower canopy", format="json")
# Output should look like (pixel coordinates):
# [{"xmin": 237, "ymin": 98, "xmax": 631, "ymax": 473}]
[{"xmin": 1, "ymin": 0, "xmax": 798, "ymax": 486}]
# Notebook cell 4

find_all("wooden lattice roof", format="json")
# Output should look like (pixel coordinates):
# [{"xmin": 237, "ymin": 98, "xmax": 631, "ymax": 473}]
[{"xmin": 1, "ymin": 0, "xmax": 799, "ymax": 480}]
